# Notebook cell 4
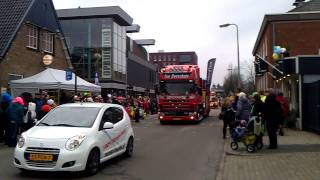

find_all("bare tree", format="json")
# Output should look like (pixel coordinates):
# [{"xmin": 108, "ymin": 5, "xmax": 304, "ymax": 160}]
[
  {"xmin": 241, "ymin": 59, "xmax": 255, "ymax": 94},
  {"xmin": 223, "ymin": 64, "xmax": 240, "ymax": 94}
]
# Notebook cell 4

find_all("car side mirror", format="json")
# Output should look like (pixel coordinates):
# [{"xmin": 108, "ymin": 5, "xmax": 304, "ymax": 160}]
[{"xmin": 103, "ymin": 122, "xmax": 114, "ymax": 129}]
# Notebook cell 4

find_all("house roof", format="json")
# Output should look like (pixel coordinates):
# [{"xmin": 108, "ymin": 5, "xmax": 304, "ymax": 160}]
[
  {"xmin": 289, "ymin": 0, "xmax": 320, "ymax": 12},
  {"xmin": 56, "ymin": 6, "xmax": 133, "ymax": 26},
  {"xmin": 252, "ymin": 11, "xmax": 320, "ymax": 55},
  {"xmin": 0, "ymin": 0, "xmax": 34, "ymax": 59}
]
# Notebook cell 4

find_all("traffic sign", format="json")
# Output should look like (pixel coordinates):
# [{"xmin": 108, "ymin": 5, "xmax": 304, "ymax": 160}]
[{"xmin": 66, "ymin": 69, "xmax": 73, "ymax": 81}]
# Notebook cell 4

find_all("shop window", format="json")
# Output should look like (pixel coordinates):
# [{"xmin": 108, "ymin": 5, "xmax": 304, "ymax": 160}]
[{"xmin": 27, "ymin": 25, "xmax": 38, "ymax": 49}]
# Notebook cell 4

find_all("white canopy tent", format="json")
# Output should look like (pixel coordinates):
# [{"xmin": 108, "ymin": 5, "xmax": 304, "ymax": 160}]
[{"xmin": 10, "ymin": 68, "xmax": 101, "ymax": 97}]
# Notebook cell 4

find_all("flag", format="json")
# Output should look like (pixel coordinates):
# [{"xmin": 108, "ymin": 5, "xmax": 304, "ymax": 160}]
[{"xmin": 94, "ymin": 72, "xmax": 99, "ymax": 85}]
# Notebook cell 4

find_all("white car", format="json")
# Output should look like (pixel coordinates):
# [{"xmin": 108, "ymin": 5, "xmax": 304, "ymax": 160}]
[{"xmin": 14, "ymin": 103, "xmax": 134, "ymax": 175}]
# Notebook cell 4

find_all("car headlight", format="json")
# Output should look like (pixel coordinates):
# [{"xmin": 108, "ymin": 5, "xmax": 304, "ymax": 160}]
[
  {"xmin": 17, "ymin": 135, "xmax": 25, "ymax": 148},
  {"xmin": 65, "ymin": 134, "xmax": 86, "ymax": 151}
]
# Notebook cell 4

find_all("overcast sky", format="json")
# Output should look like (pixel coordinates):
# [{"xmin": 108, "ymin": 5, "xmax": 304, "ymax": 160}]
[{"xmin": 53, "ymin": 0, "xmax": 295, "ymax": 85}]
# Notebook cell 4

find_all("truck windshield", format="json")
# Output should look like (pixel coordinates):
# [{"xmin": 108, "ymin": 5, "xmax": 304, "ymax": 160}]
[{"xmin": 160, "ymin": 82, "xmax": 196, "ymax": 95}]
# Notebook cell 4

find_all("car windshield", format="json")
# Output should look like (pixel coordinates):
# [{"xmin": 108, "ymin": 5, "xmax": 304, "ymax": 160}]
[
  {"xmin": 160, "ymin": 82, "xmax": 196, "ymax": 95},
  {"xmin": 38, "ymin": 106, "xmax": 101, "ymax": 128}
]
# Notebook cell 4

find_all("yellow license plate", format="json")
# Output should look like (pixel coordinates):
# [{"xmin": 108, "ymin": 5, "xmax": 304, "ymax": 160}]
[{"xmin": 29, "ymin": 154, "xmax": 53, "ymax": 161}]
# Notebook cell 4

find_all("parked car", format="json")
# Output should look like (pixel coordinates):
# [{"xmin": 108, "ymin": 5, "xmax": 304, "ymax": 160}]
[{"xmin": 14, "ymin": 103, "xmax": 134, "ymax": 176}]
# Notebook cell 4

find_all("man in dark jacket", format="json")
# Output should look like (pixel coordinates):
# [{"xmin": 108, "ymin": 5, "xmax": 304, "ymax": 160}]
[
  {"xmin": 251, "ymin": 92, "xmax": 265, "ymax": 146},
  {"xmin": 6, "ymin": 97, "xmax": 24, "ymax": 147},
  {"xmin": 1, "ymin": 93, "xmax": 12, "ymax": 144},
  {"xmin": 263, "ymin": 92, "xmax": 283, "ymax": 149}
]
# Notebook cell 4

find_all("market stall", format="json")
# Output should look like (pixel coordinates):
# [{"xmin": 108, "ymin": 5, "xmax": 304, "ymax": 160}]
[{"xmin": 9, "ymin": 68, "xmax": 101, "ymax": 101}]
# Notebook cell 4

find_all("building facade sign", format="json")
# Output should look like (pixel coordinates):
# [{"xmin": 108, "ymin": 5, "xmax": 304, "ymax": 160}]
[{"xmin": 101, "ymin": 28, "xmax": 112, "ymax": 79}]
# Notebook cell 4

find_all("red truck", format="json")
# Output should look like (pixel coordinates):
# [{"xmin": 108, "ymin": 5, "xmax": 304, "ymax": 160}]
[{"xmin": 158, "ymin": 65, "xmax": 210, "ymax": 123}]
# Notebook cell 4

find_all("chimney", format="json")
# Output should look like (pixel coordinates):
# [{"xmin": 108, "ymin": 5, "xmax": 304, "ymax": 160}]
[{"xmin": 293, "ymin": 0, "xmax": 306, "ymax": 7}]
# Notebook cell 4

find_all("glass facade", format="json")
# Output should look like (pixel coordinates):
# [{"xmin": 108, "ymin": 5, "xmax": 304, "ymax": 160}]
[{"xmin": 60, "ymin": 18, "xmax": 127, "ymax": 83}]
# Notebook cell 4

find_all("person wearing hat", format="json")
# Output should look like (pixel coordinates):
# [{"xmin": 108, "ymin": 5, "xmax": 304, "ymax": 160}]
[
  {"xmin": 5, "ymin": 97, "xmax": 25, "ymax": 147},
  {"xmin": 235, "ymin": 92, "xmax": 251, "ymax": 122}
]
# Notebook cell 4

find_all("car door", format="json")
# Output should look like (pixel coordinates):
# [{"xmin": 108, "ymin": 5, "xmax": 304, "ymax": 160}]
[
  {"xmin": 99, "ymin": 107, "xmax": 127, "ymax": 158},
  {"xmin": 111, "ymin": 107, "xmax": 128, "ymax": 152},
  {"xmin": 97, "ymin": 108, "xmax": 113, "ymax": 159}
]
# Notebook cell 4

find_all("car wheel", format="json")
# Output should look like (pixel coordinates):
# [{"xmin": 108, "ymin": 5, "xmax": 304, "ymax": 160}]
[
  {"xmin": 84, "ymin": 148, "xmax": 100, "ymax": 176},
  {"xmin": 124, "ymin": 137, "xmax": 134, "ymax": 158}
]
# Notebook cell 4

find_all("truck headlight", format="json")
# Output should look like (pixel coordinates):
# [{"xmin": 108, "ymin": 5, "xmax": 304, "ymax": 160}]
[
  {"xmin": 65, "ymin": 134, "xmax": 86, "ymax": 151},
  {"xmin": 17, "ymin": 136, "xmax": 25, "ymax": 148}
]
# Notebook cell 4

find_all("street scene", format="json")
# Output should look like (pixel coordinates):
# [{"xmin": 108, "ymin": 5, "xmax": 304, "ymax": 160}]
[
  {"xmin": 0, "ymin": 112, "xmax": 224, "ymax": 180},
  {"xmin": 1, "ymin": 0, "xmax": 320, "ymax": 179}
]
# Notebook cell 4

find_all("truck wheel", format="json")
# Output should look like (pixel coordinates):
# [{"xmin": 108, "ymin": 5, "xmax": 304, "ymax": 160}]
[{"xmin": 160, "ymin": 121, "xmax": 166, "ymax": 125}]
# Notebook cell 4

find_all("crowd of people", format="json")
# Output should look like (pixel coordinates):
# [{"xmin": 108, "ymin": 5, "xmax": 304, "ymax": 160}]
[
  {"xmin": 72, "ymin": 93, "xmax": 158, "ymax": 123},
  {"xmin": 0, "ymin": 92, "xmax": 58, "ymax": 147},
  {"xmin": 220, "ymin": 89, "xmax": 289, "ymax": 149},
  {"xmin": 0, "ymin": 90, "xmax": 158, "ymax": 147}
]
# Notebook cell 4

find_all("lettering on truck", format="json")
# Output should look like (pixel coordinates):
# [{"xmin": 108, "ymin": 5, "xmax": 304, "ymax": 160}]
[{"xmin": 164, "ymin": 73, "xmax": 190, "ymax": 79}]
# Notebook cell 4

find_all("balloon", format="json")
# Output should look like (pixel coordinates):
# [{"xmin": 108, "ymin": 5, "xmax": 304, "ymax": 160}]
[
  {"xmin": 273, "ymin": 46, "xmax": 282, "ymax": 54},
  {"xmin": 272, "ymin": 53, "xmax": 280, "ymax": 61},
  {"xmin": 281, "ymin": 48, "xmax": 287, "ymax": 53}
]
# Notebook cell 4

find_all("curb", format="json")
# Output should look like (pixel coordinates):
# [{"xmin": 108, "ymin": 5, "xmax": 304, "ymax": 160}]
[{"xmin": 215, "ymin": 139, "xmax": 227, "ymax": 180}]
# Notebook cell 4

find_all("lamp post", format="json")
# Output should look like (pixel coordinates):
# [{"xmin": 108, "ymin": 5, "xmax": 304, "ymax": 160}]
[{"xmin": 219, "ymin": 23, "xmax": 241, "ymax": 88}]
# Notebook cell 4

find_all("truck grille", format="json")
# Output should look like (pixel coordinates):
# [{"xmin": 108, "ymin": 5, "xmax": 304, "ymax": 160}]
[{"xmin": 24, "ymin": 147, "xmax": 60, "ymax": 168}]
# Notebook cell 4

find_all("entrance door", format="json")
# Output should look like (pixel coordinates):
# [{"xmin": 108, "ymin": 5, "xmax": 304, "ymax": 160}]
[{"xmin": 303, "ymin": 80, "xmax": 320, "ymax": 132}]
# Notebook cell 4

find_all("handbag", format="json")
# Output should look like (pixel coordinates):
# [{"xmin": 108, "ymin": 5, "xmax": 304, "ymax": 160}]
[{"xmin": 218, "ymin": 112, "xmax": 224, "ymax": 120}]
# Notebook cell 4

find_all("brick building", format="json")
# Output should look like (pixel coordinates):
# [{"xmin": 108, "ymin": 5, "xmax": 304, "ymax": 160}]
[
  {"xmin": 149, "ymin": 51, "xmax": 198, "ymax": 68},
  {"xmin": 253, "ymin": 0, "xmax": 320, "ymax": 130},
  {"xmin": 253, "ymin": 0, "xmax": 320, "ymax": 91},
  {"xmin": 0, "ymin": 0, "xmax": 71, "ymax": 91}
]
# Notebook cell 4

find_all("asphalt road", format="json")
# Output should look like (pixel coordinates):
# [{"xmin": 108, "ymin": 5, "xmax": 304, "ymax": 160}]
[{"xmin": 0, "ymin": 110, "xmax": 224, "ymax": 180}]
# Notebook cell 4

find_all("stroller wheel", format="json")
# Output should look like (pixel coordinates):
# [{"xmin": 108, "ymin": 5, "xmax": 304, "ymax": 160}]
[
  {"xmin": 256, "ymin": 142, "xmax": 263, "ymax": 150},
  {"xmin": 247, "ymin": 144, "xmax": 255, "ymax": 153},
  {"xmin": 230, "ymin": 142, "xmax": 239, "ymax": 150}
]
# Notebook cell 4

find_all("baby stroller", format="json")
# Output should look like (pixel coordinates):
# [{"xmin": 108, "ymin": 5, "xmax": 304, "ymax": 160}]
[{"xmin": 230, "ymin": 115, "xmax": 264, "ymax": 153}]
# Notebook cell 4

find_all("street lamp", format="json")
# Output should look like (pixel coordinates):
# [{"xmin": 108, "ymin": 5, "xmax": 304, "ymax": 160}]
[{"xmin": 219, "ymin": 23, "xmax": 241, "ymax": 88}]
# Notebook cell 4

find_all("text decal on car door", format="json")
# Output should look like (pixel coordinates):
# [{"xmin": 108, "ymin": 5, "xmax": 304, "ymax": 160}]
[{"xmin": 103, "ymin": 129, "xmax": 127, "ymax": 149}]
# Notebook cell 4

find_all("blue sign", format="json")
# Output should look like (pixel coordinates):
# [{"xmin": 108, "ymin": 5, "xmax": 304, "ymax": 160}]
[{"xmin": 66, "ymin": 69, "xmax": 73, "ymax": 81}]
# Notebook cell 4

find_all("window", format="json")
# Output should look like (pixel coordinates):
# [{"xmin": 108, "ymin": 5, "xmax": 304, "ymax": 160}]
[
  {"xmin": 42, "ymin": 31, "xmax": 54, "ymax": 53},
  {"xmin": 27, "ymin": 25, "xmax": 38, "ymax": 49},
  {"xmin": 39, "ymin": 107, "xmax": 100, "ymax": 128},
  {"xmin": 101, "ymin": 107, "xmax": 124, "ymax": 127}
]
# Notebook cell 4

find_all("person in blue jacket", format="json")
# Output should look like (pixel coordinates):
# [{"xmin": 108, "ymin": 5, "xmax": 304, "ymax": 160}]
[{"xmin": 5, "ymin": 97, "xmax": 24, "ymax": 147}]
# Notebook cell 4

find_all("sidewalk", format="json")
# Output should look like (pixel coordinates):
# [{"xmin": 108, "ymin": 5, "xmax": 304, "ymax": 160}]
[{"xmin": 219, "ymin": 129, "xmax": 320, "ymax": 180}]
